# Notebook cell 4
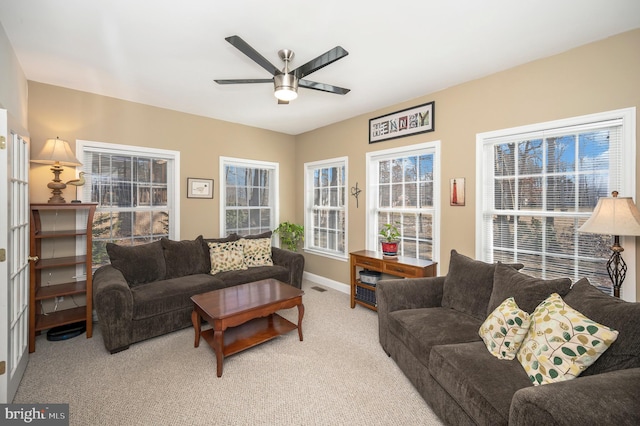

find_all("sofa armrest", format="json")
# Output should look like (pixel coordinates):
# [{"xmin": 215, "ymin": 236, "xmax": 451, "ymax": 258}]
[
  {"xmin": 510, "ymin": 368, "xmax": 640, "ymax": 425},
  {"xmin": 271, "ymin": 247, "xmax": 305, "ymax": 289},
  {"xmin": 377, "ymin": 276, "xmax": 445, "ymax": 313},
  {"xmin": 376, "ymin": 276, "xmax": 445, "ymax": 353},
  {"xmin": 93, "ymin": 265, "xmax": 134, "ymax": 353}
]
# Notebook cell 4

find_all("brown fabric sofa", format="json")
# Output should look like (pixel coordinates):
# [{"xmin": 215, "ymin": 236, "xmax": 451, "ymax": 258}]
[
  {"xmin": 93, "ymin": 233, "xmax": 304, "ymax": 353},
  {"xmin": 377, "ymin": 250, "xmax": 640, "ymax": 425}
]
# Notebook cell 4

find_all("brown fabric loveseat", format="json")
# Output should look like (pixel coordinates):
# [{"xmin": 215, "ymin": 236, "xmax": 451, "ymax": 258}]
[
  {"xmin": 93, "ymin": 233, "xmax": 304, "ymax": 353},
  {"xmin": 377, "ymin": 250, "xmax": 640, "ymax": 425}
]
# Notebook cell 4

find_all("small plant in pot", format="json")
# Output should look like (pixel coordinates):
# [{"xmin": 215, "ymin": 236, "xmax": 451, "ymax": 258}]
[
  {"xmin": 379, "ymin": 222, "xmax": 401, "ymax": 258},
  {"xmin": 274, "ymin": 221, "xmax": 304, "ymax": 252}
]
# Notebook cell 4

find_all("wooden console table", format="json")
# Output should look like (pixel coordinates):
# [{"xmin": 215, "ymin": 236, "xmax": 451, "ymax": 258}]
[{"xmin": 350, "ymin": 250, "xmax": 437, "ymax": 311}]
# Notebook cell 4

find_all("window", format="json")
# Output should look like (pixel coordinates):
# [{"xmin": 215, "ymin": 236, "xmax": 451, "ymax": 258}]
[
  {"xmin": 367, "ymin": 142, "xmax": 440, "ymax": 262},
  {"xmin": 477, "ymin": 108, "xmax": 636, "ymax": 298},
  {"xmin": 77, "ymin": 140, "xmax": 180, "ymax": 268},
  {"xmin": 304, "ymin": 157, "xmax": 347, "ymax": 259},
  {"xmin": 220, "ymin": 157, "xmax": 278, "ymax": 236}
]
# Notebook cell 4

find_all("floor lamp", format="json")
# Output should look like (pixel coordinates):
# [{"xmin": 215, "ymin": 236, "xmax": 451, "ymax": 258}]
[{"xmin": 578, "ymin": 191, "xmax": 640, "ymax": 298}]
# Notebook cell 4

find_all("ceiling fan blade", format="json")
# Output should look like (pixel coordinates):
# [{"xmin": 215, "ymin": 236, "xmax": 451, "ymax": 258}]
[
  {"xmin": 214, "ymin": 78, "xmax": 273, "ymax": 85},
  {"xmin": 299, "ymin": 79, "xmax": 350, "ymax": 95},
  {"xmin": 225, "ymin": 35, "xmax": 280, "ymax": 76},
  {"xmin": 293, "ymin": 46, "xmax": 348, "ymax": 79}
]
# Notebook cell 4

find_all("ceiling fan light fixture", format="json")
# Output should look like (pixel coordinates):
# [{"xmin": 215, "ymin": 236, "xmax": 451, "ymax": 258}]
[
  {"xmin": 215, "ymin": 37, "xmax": 349, "ymax": 101},
  {"xmin": 274, "ymin": 73, "xmax": 298, "ymax": 101}
]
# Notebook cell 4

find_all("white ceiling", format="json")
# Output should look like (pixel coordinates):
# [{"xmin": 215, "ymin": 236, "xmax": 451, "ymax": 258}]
[{"xmin": 1, "ymin": 0, "xmax": 639, "ymax": 135}]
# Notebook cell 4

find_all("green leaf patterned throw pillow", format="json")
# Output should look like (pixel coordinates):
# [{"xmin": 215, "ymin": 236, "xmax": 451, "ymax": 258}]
[
  {"xmin": 208, "ymin": 240, "xmax": 248, "ymax": 275},
  {"xmin": 517, "ymin": 293, "xmax": 619, "ymax": 386},
  {"xmin": 241, "ymin": 237, "xmax": 273, "ymax": 267},
  {"xmin": 479, "ymin": 297, "xmax": 531, "ymax": 360}
]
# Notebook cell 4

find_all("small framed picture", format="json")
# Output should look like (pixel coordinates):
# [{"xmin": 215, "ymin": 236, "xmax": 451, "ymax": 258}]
[
  {"xmin": 450, "ymin": 178, "xmax": 465, "ymax": 206},
  {"xmin": 187, "ymin": 178, "xmax": 213, "ymax": 199}
]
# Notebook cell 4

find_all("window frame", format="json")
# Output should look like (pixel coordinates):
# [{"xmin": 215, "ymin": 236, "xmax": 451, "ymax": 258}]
[
  {"xmin": 476, "ymin": 108, "xmax": 636, "ymax": 301},
  {"xmin": 76, "ymin": 139, "xmax": 180, "ymax": 266},
  {"xmin": 303, "ymin": 156, "xmax": 348, "ymax": 260},
  {"xmin": 219, "ymin": 156, "xmax": 279, "ymax": 237},
  {"xmin": 366, "ymin": 141, "xmax": 441, "ymax": 264}
]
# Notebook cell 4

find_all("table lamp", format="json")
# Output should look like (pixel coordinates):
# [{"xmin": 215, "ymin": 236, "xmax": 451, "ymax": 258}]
[
  {"xmin": 578, "ymin": 191, "xmax": 640, "ymax": 297},
  {"xmin": 31, "ymin": 137, "xmax": 82, "ymax": 203}
]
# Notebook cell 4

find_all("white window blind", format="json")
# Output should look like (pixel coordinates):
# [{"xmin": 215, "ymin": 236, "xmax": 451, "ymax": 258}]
[
  {"xmin": 77, "ymin": 140, "xmax": 179, "ymax": 268},
  {"xmin": 220, "ymin": 157, "xmax": 278, "ymax": 236},
  {"xmin": 477, "ymin": 109, "xmax": 635, "ymax": 296}
]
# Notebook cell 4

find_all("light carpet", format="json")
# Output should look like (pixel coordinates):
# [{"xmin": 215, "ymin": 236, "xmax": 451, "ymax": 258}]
[{"xmin": 14, "ymin": 280, "xmax": 443, "ymax": 425}]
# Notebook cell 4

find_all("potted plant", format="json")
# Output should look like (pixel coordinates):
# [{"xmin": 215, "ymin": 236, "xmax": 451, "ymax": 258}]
[
  {"xmin": 379, "ymin": 222, "xmax": 401, "ymax": 258},
  {"xmin": 274, "ymin": 221, "xmax": 304, "ymax": 251}
]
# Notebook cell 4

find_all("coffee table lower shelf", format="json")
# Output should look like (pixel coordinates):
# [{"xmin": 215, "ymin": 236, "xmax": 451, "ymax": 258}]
[{"xmin": 200, "ymin": 314, "xmax": 297, "ymax": 358}]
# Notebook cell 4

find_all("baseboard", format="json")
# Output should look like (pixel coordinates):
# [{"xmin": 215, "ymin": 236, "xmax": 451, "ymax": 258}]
[{"xmin": 303, "ymin": 271, "xmax": 350, "ymax": 295}]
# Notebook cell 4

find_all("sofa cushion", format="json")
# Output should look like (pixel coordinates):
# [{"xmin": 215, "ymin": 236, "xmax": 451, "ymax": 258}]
[
  {"xmin": 487, "ymin": 263, "xmax": 572, "ymax": 315},
  {"xmin": 241, "ymin": 237, "xmax": 274, "ymax": 267},
  {"xmin": 130, "ymin": 274, "xmax": 225, "ymax": 320},
  {"xmin": 429, "ymin": 341, "xmax": 533, "ymax": 425},
  {"xmin": 213, "ymin": 265, "xmax": 289, "ymax": 287},
  {"xmin": 442, "ymin": 250, "xmax": 497, "ymax": 321},
  {"xmin": 387, "ymin": 307, "xmax": 483, "ymax": 368},
  {"xmin": 241, "ymin": 230, "xmax": 273, "ymax": 239},
  {"xmin": 106, "ymin": 240, "xmax": 166, "ymax": 287},
  {"xmin": 208, "ymin": 240, "xmax": 248, "ymax": 274},
  {"xmin": 204, "ymin": 233, "xmax": 240, "ymax": 244},
  {"xmin": 564, "ymin": 278, "xmax": 640, "ymax": 376},
  {"xmin": 479, "ymin": 297, "xmax": 531, "ymax": 360},
  {"xmin": 517, "ymin": 293, "xmax": 618, "ymax": 386},
  {"xmin": 161, "ymin": 235, "xmax": 210, "ymax": 279}
]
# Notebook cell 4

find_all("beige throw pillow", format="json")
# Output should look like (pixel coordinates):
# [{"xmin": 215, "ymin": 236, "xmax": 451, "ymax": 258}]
[
  {"xmin": 479, "ymin": 297, "xmax": 531, "ymax": 360},
  {"xmin": 517, "ymin": 293, "xmax": 618, "ymax": 386},
  {"xmin": 241, "ymin": 237, "xmax": 273, "ymax": 267},
  {"xmin": 208, "ymin": 240, "xmax": 247, "ymax": 275}
]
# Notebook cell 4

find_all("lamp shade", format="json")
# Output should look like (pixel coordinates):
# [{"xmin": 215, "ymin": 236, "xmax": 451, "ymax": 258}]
[
  {"xmin": 31, "ymin": 137, "xmax": 82, "ymax": 166},
  {"xmin": 578, "ymin": 194, "xmax": 640, "ymax": 236},
  {"xmin": 274, "ymin": 73, "xmax": 298, "ymax": 101}
]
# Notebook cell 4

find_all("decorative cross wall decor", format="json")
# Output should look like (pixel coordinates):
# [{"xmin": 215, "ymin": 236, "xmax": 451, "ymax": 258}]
[{"xmin": 351, "ymin": 182, "xmax": 362, "ymax": 208}]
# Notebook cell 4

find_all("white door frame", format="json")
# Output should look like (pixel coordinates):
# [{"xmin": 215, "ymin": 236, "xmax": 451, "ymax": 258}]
[{"xmin": 0, "ymin": 108, "xmax": 30, "ymax": 403}]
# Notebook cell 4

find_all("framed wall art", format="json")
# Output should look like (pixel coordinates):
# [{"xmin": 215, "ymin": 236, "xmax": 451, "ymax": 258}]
[
  {"xmin": 450, "ymin": 178, "xmax": 465, "ymax": 206},
  {"xmin": 187, "ymin": 178, "xmax": 214, "ymax": 199},
  {"xmin": 369, "ymin": 101, "xmax": 435, "ymax": 143}
]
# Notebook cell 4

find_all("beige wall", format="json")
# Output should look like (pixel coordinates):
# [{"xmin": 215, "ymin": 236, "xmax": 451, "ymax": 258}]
[
  {"xmin": 27, "ymin": 83, "xmax": 297, "ymax": 239},
  {"xmin": 296, "ymin": 29, "xmax": 640, "ymax": 297}
]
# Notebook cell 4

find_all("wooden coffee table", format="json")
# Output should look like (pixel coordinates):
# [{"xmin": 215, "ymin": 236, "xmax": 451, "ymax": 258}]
[{"xmin": 190, "ymin": 278, "xmax": 304, "ymax": 377}]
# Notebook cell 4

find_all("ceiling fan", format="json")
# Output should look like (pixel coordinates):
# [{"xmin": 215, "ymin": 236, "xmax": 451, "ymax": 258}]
[{"xmin": 214, "ymin": 35, "xmax": 350, "ymax": 104}]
